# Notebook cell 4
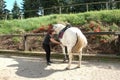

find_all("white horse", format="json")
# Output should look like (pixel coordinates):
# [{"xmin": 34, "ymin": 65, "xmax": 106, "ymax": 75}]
[{"xmin": 53, "ymin": 23, "xmax": 87, "ymax": 69}]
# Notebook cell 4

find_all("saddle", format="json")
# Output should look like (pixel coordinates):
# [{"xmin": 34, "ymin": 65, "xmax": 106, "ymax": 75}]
[{"xmin": 58, "ymin": 24, "xmax": 71, "ymax": 39}]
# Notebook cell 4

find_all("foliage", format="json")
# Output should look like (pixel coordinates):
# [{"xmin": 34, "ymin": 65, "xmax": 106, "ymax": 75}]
[
  {"xmin": 22, "ymin": 0, "xmax": 41, "ymax": 18},
  {"xmin": 12, "ymin": 1, "xmax": 21, "ymax": 19},
  {"xmin": 40, "ymin": 0, "xmax": 120, "ymax": 15},
  {"xmin": 0, "ymin": 10, "xmax": 120, "ymax": 34},
  {"xmin": 0, "ymin": 0, "xmax": 6, "ymax": 19},
  {"xmin": 12, "ymin": 37, "xmax": 21, "ymax": 43},
  {"xmin": 0, "ymin": 0, "xmax": 119, "ymax": 19}
]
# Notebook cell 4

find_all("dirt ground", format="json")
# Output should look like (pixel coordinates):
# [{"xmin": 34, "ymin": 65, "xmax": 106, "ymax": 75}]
[{"xmin": 0, "ymin": 55, "xmax": 120, "ymax": 80}]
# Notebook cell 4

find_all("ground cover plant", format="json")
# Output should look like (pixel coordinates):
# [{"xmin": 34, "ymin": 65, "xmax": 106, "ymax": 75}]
[{"xmin": 0, "ymin": 9, "xmax": 120, "ymax": 54}]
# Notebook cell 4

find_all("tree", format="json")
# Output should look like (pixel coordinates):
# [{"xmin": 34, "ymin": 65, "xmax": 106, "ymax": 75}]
[
  {"xmin": 0, "ymin": 0, "xmax": 6, "ymax": 19},
  {"xmin": 12, "ymin": 0, "xmax": 21, "ymax": 19},
  {"xmin": 40, "ymin": 0, "xmax": 67, "ymax": 15},
  {"xmin": 22, "ymin": 0, "xmax": 119, "ymax": 17},
  {"xmin": 22, "ymin": 0, "xmax": 41, "ymax": 18},
  {"xmin": 3, "ymin": 9, "xmax": 10, "ymax": 20}
]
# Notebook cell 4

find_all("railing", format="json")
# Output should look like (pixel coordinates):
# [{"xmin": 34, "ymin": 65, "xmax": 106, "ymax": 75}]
[
  {"xmin": 84, "ymin": 32, "xmax": 120, "ymax": 35},
  {"xmin": 43, "ymin": 1, "xmax": 120, "ymax": 15},
  {"xmin": 0, "ymin": 32, "xmax": 120, "ymax": 51}
]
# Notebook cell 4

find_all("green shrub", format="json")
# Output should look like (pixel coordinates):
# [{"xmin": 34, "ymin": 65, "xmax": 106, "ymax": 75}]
[
  {"xmin": 0, "ymin": 9, "xmax": 120, "ymax": 34},
  {"xmin": 12, "ymin": 37, "xmax": 21, "ymax": 43}
]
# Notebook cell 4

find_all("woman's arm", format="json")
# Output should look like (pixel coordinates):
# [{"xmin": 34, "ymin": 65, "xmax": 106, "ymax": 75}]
[{"xmin": 50, "ymin": 38, "xmax": 61, "ymax": 45}]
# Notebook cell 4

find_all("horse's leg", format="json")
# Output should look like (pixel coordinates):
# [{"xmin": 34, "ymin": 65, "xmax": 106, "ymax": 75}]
[
  {"xmin": 66, "ymin": 47, "xmax": 72, "ymax": 70},
  {"xmin": 64, "ymin": 46, "xmax": 69, "ymax": 62},
  {"xmin": 61, "ymin": 45, "xmax": 67, "ymax": 62},
  {"xmin": 77, "ymin": 48, "xmax": 82, "ymax": 68},
  {"xmin": 66, "ymin": 53, "xmax": 72, "ymax": 70}
]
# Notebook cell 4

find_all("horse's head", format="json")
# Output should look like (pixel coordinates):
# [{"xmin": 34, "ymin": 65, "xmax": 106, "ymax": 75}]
[{"xmin": 53, "ymin": 24, "xmax": 66, "ymax": 34}]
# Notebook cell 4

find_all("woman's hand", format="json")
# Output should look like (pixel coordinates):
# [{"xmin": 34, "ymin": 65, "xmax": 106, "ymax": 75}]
[{"xmin": 50, "ymin": 38, "xmax": 61, "ymax": 45}]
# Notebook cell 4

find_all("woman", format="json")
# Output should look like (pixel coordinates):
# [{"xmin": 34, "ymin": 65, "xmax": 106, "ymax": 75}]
[{"xmin": 42, "ymin": 29, "xmax": 61, "ymax": 65}]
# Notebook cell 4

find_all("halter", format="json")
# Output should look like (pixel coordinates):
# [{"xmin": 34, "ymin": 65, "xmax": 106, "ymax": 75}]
[{"xmin": 58, "ymin": 24, "xmax": 71, "ymax": 39}]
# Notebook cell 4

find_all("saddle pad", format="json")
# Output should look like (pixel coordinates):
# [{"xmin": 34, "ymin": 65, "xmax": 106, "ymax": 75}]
[
  {"xmin": 58, "ymin": 31, "xmax": 64, "ymax": 39},
  {"xmin": 58, "ymin": 25, "xmax": 71, "ymax": 39}
]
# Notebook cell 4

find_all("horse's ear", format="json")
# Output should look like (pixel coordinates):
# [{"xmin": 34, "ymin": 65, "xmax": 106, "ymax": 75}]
[{"xmin": 52, "ymin": 24, "xmax": 57, "ymax": 30}]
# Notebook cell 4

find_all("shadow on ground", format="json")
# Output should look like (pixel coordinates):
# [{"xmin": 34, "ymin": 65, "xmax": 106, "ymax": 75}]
[
  {"xmin": 7, "ymin": 56, "xmax": 66, "ymax": 78},
  {"xmin": 4, "ymin": 55, "xmax": 120, "ymax": 79}
]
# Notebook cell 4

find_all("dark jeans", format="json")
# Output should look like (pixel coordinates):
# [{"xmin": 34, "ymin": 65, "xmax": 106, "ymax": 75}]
[{"xmin": 42, "ymin": 44, "xmax": 51, "ymax": 63}]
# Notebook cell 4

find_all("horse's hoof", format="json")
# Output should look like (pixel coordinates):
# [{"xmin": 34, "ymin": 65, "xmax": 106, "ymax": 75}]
[
  {"xmin": 76, "ymin": 66, "xmax": 80, "ymax": 68},
  {"xmin": 62, "ymin": 60, "xmax": 66, "ymax": 63},
  {"xmin": 63, "ymin": 60, "xmax": 68, "ymax": 63},
  {"xmin": 65, "ymin": 67, "xmax": 70, "ymax": 70}
]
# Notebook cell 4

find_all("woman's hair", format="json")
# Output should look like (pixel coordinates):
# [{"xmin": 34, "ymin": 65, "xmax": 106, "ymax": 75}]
[{"xmin": 47, "ymin": 29, "xmax": 54, "ymax": 34}]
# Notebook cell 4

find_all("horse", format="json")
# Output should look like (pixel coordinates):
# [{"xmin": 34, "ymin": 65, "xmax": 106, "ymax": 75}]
[{"xmin": 53, "ymin": 23, "xmax": 88, "ymax": 69}]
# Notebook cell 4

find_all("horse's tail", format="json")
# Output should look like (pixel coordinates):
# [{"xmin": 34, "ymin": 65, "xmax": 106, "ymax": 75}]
[{"xmin": 72, "ymin": 33, "xmax": 87, "ymax": 53}]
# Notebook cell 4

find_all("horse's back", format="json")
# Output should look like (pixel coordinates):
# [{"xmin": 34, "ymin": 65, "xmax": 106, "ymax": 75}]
[
  {"xmin": 62, "ymin": 27, "xmax": 87, "ymax": 48},
  {"xmin": 69, "ymin": 27, "xmax": 86, "ymax": 38},
  {"xmin": 61, "ymin": 27, "xmax": 77, "ymax": 46},
  {"xmin": 71, "ymin": 27, "xmax": 87, "ymax": 46}
]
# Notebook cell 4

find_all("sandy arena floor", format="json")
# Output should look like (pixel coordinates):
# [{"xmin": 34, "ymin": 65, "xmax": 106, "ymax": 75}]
[{"xmin": 0, "ymin": 54, "xmax": 120, "ymax": 80}]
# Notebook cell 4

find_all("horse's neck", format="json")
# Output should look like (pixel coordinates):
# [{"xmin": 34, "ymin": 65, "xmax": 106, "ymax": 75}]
[
  {"xmin": 59, "ymin": 27, "xmax": 64, "ymax": 31},
  {"xmin": 57, "ymin": 25, "xmax": 65, "ymax": 33}
]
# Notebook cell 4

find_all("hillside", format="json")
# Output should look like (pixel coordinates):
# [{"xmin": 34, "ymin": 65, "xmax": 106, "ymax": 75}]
[
  {"xmin": 0, "ymin": 10, "xmax": 120, "ymax": 54},
  {"xmin": 0, "ymin": 9, "xmax": 120, "ymax": 34}
]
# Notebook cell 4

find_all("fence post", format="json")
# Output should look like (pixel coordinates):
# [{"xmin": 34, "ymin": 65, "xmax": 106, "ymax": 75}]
[
  {"xmin": 59, "ymin": 6, "xmax": 62, "ymax": 14},
  {"xmin": 23, "ymin": 35, "xmax": 28, "ymax": 51},
  {"xmin": 118, "ymin": 35, "xmax": 120, "ymax": 54},
  {"xmin": 106, "ymin": 2, "xmax": 109, "ymax": 10},
  {"xmin": 86, "ymin": 3, "xmax": 89, "ymax": 12}
]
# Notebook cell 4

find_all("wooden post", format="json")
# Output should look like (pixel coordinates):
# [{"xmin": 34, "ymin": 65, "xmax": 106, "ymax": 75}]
[
  {"xmin": 118, "ymin": 35, "xmax": 120, "ymax": 54},
  {"xmin": 59, "ymin": 6, "xmax": 61, "ymax": 14},
  {"xmin": 23, "ymin": 35, "xmax": 28, "ymax": 51},
  {"xmin": 106, "ymin": 2, "xmax": 109, "ymax": 10},
  {"xmin": 86, "ymin": 3, "xmax": 89, "ymax": 12}
]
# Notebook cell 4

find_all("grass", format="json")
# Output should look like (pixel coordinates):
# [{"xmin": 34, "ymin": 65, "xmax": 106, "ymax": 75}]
[{"xmin": 0, "ymin": 9, "xmax": 120, "ymax": 34}]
